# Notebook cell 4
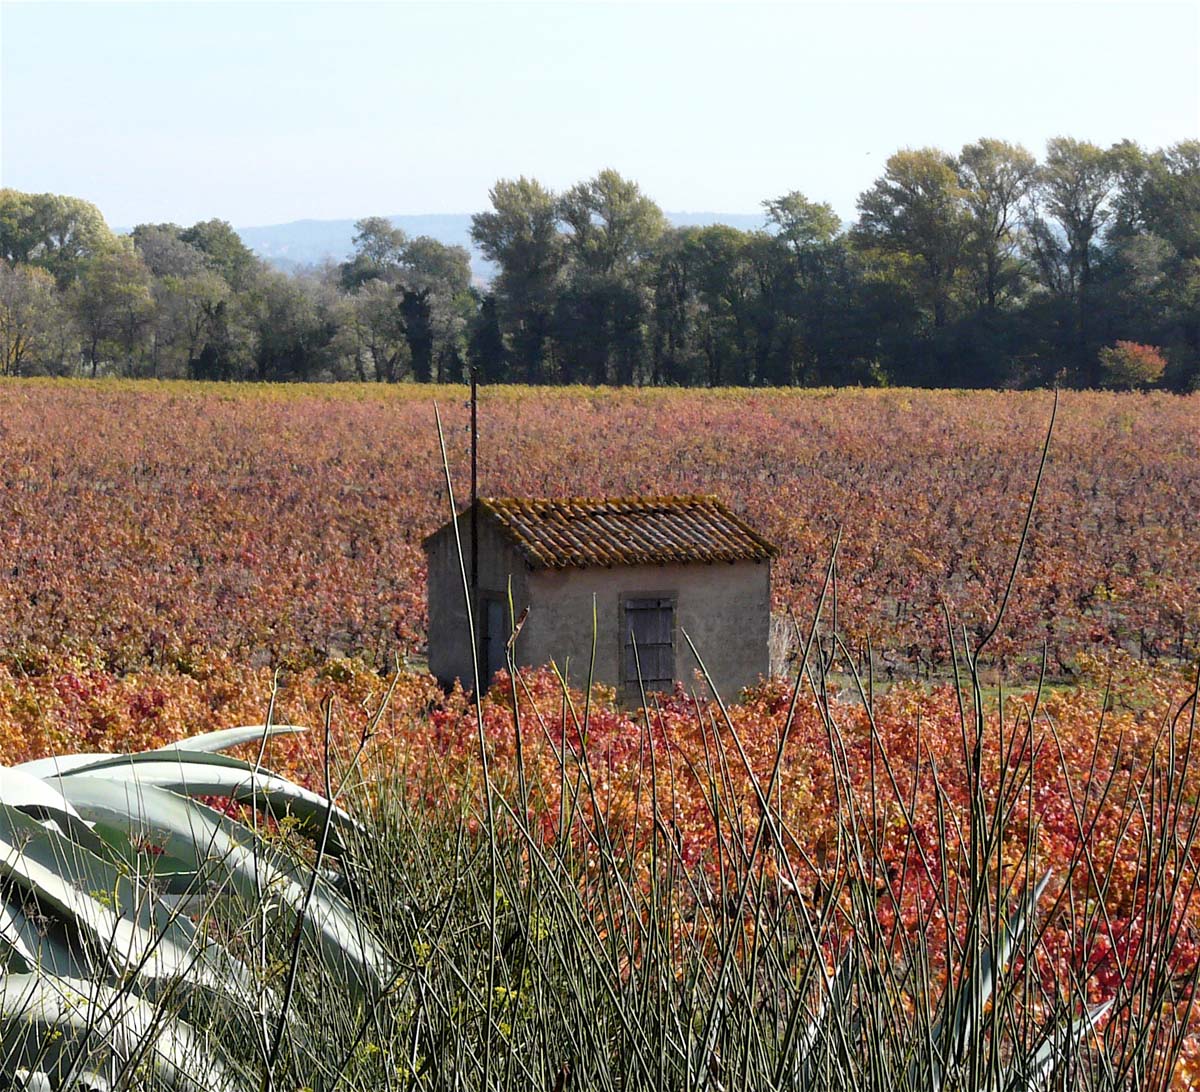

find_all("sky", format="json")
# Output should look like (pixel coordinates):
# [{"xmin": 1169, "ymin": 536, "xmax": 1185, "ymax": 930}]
[{"xmin": 1, "ymin": 0, "xmax": 1198, "ymax": 230}]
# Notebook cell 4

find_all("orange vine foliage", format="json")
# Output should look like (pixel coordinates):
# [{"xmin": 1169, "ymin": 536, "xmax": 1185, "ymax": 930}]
[
  {"xmin": 394, "ymin": 657, "xmax": 1200, "ymax": 1086},
  {"xmin": 0, "ymin": 381, "xmax": 1197, "ymax": 1081},
  {"xmin": 0, "ymin": 382, "xmax": 1196, "ymax": 678}
]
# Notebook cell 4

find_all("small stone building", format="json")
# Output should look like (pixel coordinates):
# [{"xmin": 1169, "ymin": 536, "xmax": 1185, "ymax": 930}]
[{"xmin": 423, "ymin": 495, "xmax": 777, "ymax": 700}]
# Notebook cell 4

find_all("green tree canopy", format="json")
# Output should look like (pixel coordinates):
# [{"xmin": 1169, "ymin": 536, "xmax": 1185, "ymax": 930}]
[
  {"xmin": 0, "ymin": 190, "xmax": 115, "ymax": 286},
  {"xmin": 1026, "ymin": 137, "xmax": 1119, "ymax": 383},
  {"xmin": 0, "ymin": 262, "xmax": 62, "ymax": 376},
  {"xmin": 763, "ymin": 192, "xmax": 841, "ymax": 252},
  {"xmin": 340, "ymin": 217, "xmax": 409, "ymax": 290},
  {"xmin": 471, "ymin": 177, "xmax": 564, "ymax": 382},
  {"xmin": 179, "ymin": 219, "xmax": 261, "ymax": 292},
  {"xmin": 558, "ymin": 169, "xmax": 667, "ymax": 277},
  {"xmin": 957, "ymin": 139, "xmax": 1037, "ymax": 314},
  {"xmin": 854, "ymin": 148, "xmax": 972, "ymax": 328}
]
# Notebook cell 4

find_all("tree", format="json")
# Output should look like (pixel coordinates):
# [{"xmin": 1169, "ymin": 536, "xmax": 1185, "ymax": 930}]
[
  {"xmin": 149, "ymin": 269, "xmax": 232, "ymax": 378},
  {"xmin": 764, "ymin": 192, "xmax": 840, "ymax": 253},
  {"xmin": 400, "ymin": 236, "xmax": 473, "ymax": 381},
  {"xmin": 248, "ymin": 271, "xmax": 339, "ymax": 382},
  {"xmin": 558, "ymin": 169, "xmax": 667, "ymax": 277},
  {"xmin": 131, "ymin": 223, "xmax": 208, "ymax": 278},
  {"xmin": 0, "ymin": 190, "xmax": 115, "ymax": 286},
  {"xmin": 0, "ymin": 262, "xmax": 61, "ymax": 375},
  {"xmin": 650, "ymin": 227, "xmax": 707, "ymax": 386},
  {"xmin": 1112, "ymin": 140, "xmax": 1200, "ymax": 259},
  {"xmin": 1026, "ymin": 138, "xmax": 1118, "ymax": 384},
  {"xmin": 557, "ymin": 170, "xmax": 667, "ymax": 384},
  {"xmin": 69, "ymin": 241, "xmax": 153, "ymax": 376},
  {"xmin": 471, "ymin": 177, "xmax": 564, "ymax": 382},
  {"xmin": 349, "ymin": 280, "xmax": 409, "ymax": 382},
  {"xmin": 1098, "ymin": 340, "xmax": 1167, "ymax": 388},
  {"xmin": 340, "ymin": 231, "xmax": 472, "ymax": 383},
  {"xmin": 762, "ymin": 193, "xmax": 846, "ymax": 385},
  {"xmin": 468, "ymin": 295, "xmax": 507, "ymax": 383},
  {"xmin": 957, "ymin": 139, "xmax": 1037, "ymax": 315},
  {"xmin": 398, "ymin": 287, "xmax": 434, "ymax": 382},
  {"xmin": 854, "ymin": 149, "xmax": 972, "ymax": 330},
  {"xmin": 681, "ymin": 225, "xmax": 758, "ymax": 387},
  {"xmin": 340, "ymin": 217, "xmax": 408, "ymax": 290},
  {"xmin": 1110, "ymin": 140, "xmax": 1200, "ymax": 384},
  {"xmin": 179, "ymin": 219, "xmax": 261, "ymax": 292},
  {"xmin": 402, "ymin": 236, "xmax": 471, "ymax": 295}
]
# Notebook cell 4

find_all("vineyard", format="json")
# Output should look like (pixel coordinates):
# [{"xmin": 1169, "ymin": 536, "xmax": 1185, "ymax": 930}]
[
  {"xmin": 1, "ymin": 381, "xmax": 1199, "ymax": 1085},
  {"xmin": 0, "ymin": 382, "xmax": 1197, "ymax": 682}
]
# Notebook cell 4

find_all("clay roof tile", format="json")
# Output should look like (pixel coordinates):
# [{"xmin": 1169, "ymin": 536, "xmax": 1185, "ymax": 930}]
[{"xmin": 424, "ymin": 494, "xmax": 778, "ymax": 570}]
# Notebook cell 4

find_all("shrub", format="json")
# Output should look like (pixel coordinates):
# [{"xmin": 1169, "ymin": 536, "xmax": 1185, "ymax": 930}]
[{"xmin": 1099, "ymin": 341, "xmax": 1168, "ymax": 389}]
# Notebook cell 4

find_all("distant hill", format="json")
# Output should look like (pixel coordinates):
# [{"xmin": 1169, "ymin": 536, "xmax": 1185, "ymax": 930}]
[{"xmin": 235, "ymin": 211, "xmax": 767, "ymax": 283}]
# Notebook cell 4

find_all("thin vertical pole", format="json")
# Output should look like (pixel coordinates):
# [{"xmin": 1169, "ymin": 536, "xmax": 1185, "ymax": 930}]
[
  {"xmin": 470, "ymin": 367, "xmax": 480, "ymax": 684},
  {"xmin": 470, "ymin": 368, "xmax": 478, "ymax": 588}
]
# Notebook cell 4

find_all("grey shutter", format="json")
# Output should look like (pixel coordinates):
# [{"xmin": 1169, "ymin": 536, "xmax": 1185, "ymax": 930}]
[
  {"xmin": 624, "ymin": 598, "xmax": 674, "ymax": 689},
  {"xmin": 485, "ymin": 598, "xmax": 506, "ymax": 681}
]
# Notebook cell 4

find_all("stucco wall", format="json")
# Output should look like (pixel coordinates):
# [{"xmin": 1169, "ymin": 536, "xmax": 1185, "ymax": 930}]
[
  {"xmin": 425, "ymin": 517, "xmax": 530, "ymax": 690},
  {"xmin": 428, "ymin": 518, "xmax": 772, "ymax": 699},
  {"xmin": 519, "ymin": 559, "xmax": 771, "ymax": 700}
]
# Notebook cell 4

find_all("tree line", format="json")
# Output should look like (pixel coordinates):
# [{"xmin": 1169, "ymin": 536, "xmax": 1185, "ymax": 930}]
[{"xmin": 1, "ymin": 136, "xmax": 1197, "ymax": 389}]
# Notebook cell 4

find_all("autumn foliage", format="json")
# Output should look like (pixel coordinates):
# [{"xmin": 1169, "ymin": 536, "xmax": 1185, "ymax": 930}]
[
  {"xmin": 380, "ymin": 655, "xmax": 1200, "ymax": 1087},
  {"xmin": 0, "ymin": 382, "xmax": 1197, "ymax": 681},
  {"xmin": 0, "ymin": 380, "xmax": 1198, "ymax": 1083},
  {"xmin": 1099, "ymin": 341, "xmax": 1169, "ymax": 389}
]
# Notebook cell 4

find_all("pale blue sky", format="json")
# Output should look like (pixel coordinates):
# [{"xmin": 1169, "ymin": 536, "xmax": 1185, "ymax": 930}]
[{"xmin": 2, "ymin": 1, "xmax": 1197, "ymax": 229}]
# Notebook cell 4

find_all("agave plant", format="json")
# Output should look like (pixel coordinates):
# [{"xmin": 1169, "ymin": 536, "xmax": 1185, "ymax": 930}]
[
  {"xmin": 0, "ymin": 724, "xmax": 391, "ymax": 1091},
  {"xmin": 785, "ymin": 871, "xmax": 1114, "ymax": 1092}
]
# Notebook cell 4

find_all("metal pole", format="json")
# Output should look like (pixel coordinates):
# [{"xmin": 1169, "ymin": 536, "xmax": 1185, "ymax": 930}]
[
  {"xmin": 470, "ymin": 368, "xmax": 479, "ymax": 684},
  {"xmin": 470, "ymin": 368, "xmax": 478, "ymax": 589}
]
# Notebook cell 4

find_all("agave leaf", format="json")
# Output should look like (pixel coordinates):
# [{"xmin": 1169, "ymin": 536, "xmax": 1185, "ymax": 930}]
[
  {"xmin": 51, "ymin": 750, "xmax": 273, "ymax": 776},
  {"xmin": 57, "ymin": 777, "xmax": 391, "ymax": 992},
  {"xmin": 7, "ymin": 1069, "xmax": 61, "ymax": 1092},
  {"xmin": 153, "ymin": 723, "xmax": 306, "ymax": 755},
  {"xmin": 16, "ymin": 755, "xmax": 120, "ymax": 779},
  {"xmin": 56, "ymin": 753, "xmax": 357, "ymax": 851},
  {"xmin": 0, "ymin": 803, "xmax": 254, "ymax": 1002},
  {"xmin": 0, "ymin": 897, "xmax": 38, "ymax": 972},
  {"xmin": 0, "ymin": 767, "xmax": 110, "ymax": 859},
  {"xmin": 0, "ymin": 973, "xmax": 242, "ymax": 1092},
  {"xmin": 0, "ymin": 769, "xmax": 87, "ymax": 822},
  {"xmin": 18, "ymin": 724, "xmax": 306, "ymax": 780},
  {"xmin": 801, "ymin": 949, "xmax": 855, "ymax": 1049},
  {"xmin": 920, "ymin": 871, "xmax": 1053, "ymax": 1090},
  {"xmin": 0, "ymin": 891, "xmax": 93, "ymax": 980},
  {"xmin": 1018, "ymin": 998, "xmax": 1114, "ymax": 1089},
  {"xmin": 956, "ymin": 872, "xmax": 1052, "ymax": 1050},
  {"xmin": 791, "ymin": 949, "xmax": 856, "ymax": 1086}
]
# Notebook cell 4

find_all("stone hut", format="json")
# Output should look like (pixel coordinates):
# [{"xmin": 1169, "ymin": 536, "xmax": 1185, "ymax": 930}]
[{"xmin": 423, "ymin": 495, "xmax": 777, "ymax": 700}]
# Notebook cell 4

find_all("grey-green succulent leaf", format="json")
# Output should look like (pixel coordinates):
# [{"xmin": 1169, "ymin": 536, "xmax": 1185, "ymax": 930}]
[
  {"xmin": 921, "ymin": 870, "xmax": 1055, "ymax": 1091},
  {"xmin": 54, "ymin": 752, "xmax": 357, "ymax": 851},
  {"xmin": 152, "ymin": 724, "xmax": 307, "ymax": 755},
  {"xmin": 0, "ymin": 803, "xmax": 255, "ymax": 1004},
  {"xmin": 16, "ymin": 756, "xmax": 120, "ymax": 780},
  {"xmin": 1016, "ymin": 998, "xmax": 1114, "ymax": 1090},
  {"xmin": 56, "ymin": 777, "xmax": 390, "ymax": 992},
  {"xmin": 0, "ymin": 972, "xmax": 243, "ymax": 1092}
]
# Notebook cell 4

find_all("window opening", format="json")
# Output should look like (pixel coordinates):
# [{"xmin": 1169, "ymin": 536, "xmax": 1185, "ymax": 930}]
[
  {"xmin": 480, "ymin": 595, "xmax": 508, "ymax": 685},
  {"xmin": 623, "ymin": 596, "xmax": 675, "ymax": 692}
]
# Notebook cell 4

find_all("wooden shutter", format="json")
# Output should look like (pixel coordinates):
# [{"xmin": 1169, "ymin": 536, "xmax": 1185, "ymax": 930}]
[
  {"xmin": 624, "ymin": 597, "xmax": 674, "ymax": 691},
  {"xmin": 483, "ymin": 597, "xmax": 507, "ymax": 682}
]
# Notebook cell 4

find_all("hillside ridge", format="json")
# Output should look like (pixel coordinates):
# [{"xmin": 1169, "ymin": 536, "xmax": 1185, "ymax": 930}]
[{"xmin": 235, "ymin": 210, "xmax": 767, "ymax": 281}]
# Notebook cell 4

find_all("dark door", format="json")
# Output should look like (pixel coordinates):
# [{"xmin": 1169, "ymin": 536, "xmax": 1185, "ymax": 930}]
[
  {"xmin": 482, "ymin": 597, "xmax": 507, "ymax": 683},
  {"xmin": 623, "ymin": 597, "xmax": 675, "ymax": 692}
]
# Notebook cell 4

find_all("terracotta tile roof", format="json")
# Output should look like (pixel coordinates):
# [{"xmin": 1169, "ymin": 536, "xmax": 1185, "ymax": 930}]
[{"xmin": 463, "ymin": 495, "xmax": 778, "ymax": 570}]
